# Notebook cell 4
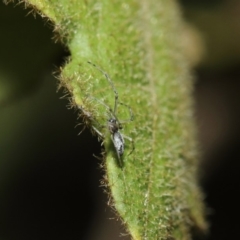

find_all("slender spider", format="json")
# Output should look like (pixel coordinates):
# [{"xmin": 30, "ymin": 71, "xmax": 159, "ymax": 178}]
[{"xmin": 87, "ymin": 61, "xmax": 134, "ymax": 162}]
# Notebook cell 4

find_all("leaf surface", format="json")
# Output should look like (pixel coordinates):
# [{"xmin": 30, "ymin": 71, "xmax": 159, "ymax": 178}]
[{"xmin": 10, "ymin": 0, "xmax": 208, "ymax": 239}]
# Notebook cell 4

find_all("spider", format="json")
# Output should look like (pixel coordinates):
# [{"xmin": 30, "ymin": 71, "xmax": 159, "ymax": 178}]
[{"xmin": 87, "ymin": 61, "xmax": 135, "ymax": 163}]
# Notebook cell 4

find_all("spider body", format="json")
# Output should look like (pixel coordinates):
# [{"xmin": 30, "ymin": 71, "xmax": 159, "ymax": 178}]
[
  {"xmin": 108, "ymin": 118, "xmax": 121, "ymax": 134},
  {"xmin": 108, "ymin": 118, "xmax": 124, "ymax": 158}
]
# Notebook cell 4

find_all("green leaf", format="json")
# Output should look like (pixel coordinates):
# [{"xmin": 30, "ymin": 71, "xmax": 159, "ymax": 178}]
[{"xmin": 7, "ymin": 0, "xmax": 207, "ymax": 239}]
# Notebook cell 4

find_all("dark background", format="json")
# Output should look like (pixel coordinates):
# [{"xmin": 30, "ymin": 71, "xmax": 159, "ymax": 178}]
[{"xmin": 1, "ymin": 0, "xmax": 240, "ymax": 239}]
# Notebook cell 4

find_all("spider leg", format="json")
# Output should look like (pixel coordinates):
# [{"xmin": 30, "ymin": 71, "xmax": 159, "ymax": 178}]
[
  {"xmin": 87, "ymin": 61, "xmax": 119, "ymax": 115},
  {"xmin": 92, "ymin": 126, "xmax": 105, "ymax": 141},
  {"xmin": 77, "ymin": 105, "xmax": 105, "ymax": 140},
  {"xmin": 118, "ymin": 102, "xmax": 134, "ymax": 123},
  {"xmin": 121, "ymin": 133, "xmax": 135, "ymax": 156},
  {"xmin": 86, "ymin": 95, "xmax": 114, "ymax": 117}
]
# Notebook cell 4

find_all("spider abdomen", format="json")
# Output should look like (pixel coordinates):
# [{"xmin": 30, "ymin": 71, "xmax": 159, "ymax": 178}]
[{"xmin": 112, "ymin": 131, "xmax": 125, "ymax": 157}]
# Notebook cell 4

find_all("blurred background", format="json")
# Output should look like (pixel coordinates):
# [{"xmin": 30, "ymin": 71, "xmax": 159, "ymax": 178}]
[{"xmin": 1, "ymin": 0, "xmax": 240, "ymax": 239}]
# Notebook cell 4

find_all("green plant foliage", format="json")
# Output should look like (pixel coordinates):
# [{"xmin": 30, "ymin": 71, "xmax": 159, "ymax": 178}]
[{"xmin": 5, "ymin": 0, "xmax": 207, "ymax": 239}]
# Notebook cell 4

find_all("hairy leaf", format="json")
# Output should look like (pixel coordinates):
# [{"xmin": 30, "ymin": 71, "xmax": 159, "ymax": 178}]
[{"xmin": 7, "ymin": 0, "xmax": 208, "ymax": 239}]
